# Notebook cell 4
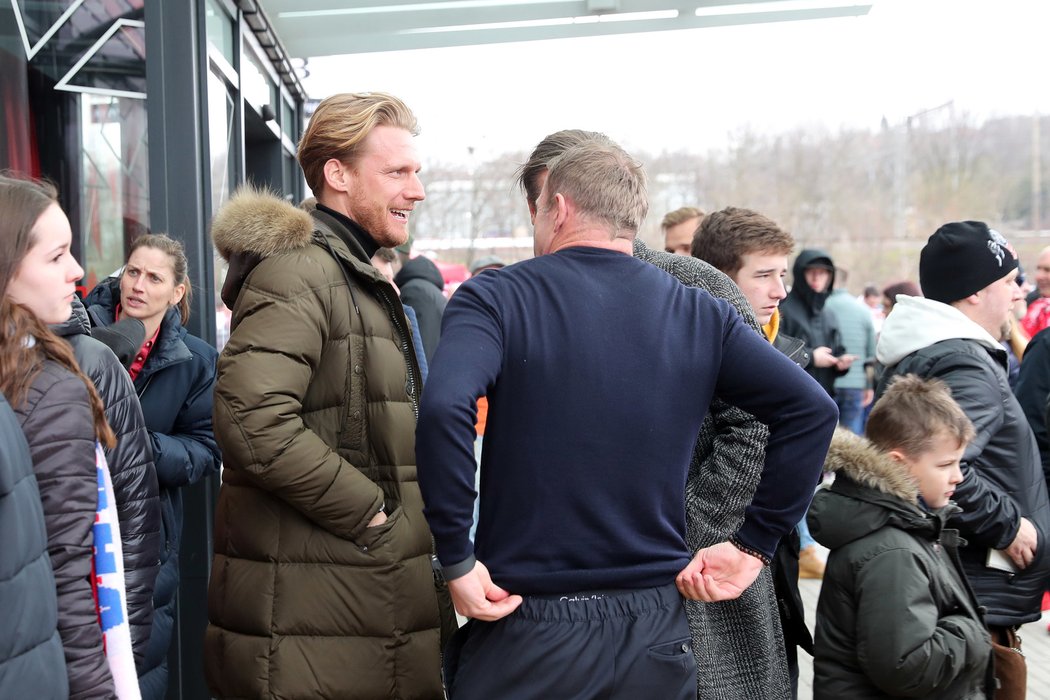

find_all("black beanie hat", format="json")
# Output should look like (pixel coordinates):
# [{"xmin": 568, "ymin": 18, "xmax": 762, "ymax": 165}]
[{"xmin": 919, "ymin": 221, "xmax": 1017, "ymax": 304}]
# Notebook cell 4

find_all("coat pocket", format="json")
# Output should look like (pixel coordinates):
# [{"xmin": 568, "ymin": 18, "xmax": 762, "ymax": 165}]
[
  {"xmin": 647, "ymin": 637, "xmax": 695, "ymax": 667},
  {"xmin": 355, "ymin": 505, "xmax": 405, "ymax": 557}
]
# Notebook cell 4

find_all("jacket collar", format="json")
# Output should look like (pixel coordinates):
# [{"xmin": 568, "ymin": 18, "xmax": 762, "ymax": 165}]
[
  {"xmin": 824, "ymin": 427, "xmax": 921, "ymax": 503},
  {"xmin": 314, "ymin": 203, "xmax": 379, "ymax": 262},
  {"xmin": 211, "ymin": 185, "xmax": 313, "ymax": 260},
  {"xmin": 814, "ymin": 429, "xmax": 966, "ymax": 549},
  {"xmin": 51, "ymin": 296, "xmax": 91, "ymax": 338},
  {"xmin": 210, "ymin": 186, "xmax": 391, "ymax": 303},
  {"xmin": 139, "ymin": 306, "xmax": 192, "ymax": 379},
  {"xmin": 829, "ymin": 474, "xmax": 958, "ymax": 542},
  {"xmin": 876, "ymin": 295, "xmax": 1003, "ymax": 367},
  {"xmin": 308, "ymin": 208, "xmax": 389, "ymax": 287}
]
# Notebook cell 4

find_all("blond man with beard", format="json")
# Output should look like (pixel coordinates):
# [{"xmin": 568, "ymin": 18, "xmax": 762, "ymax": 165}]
[{"xmin": 205, "ymin": 92, "xmax": 454, "ymax": 699}]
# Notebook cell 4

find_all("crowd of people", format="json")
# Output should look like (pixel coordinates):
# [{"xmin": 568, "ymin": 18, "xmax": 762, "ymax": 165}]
[{"xmin": 1, "ymin": 90, "xmax": 1048, "ymax": 700}]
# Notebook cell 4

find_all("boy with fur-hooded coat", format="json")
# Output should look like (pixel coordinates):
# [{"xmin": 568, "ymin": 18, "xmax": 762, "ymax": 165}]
[
  {"xmin": 204, "ymin": 187, "xmax": 453, "ymax": 699},
  {"xmin": 808, "ymin": 429, "xmax": 993, "ymax": 700}
]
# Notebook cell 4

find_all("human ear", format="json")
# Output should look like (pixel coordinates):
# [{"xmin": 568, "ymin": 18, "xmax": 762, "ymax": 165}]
[
  {"xmin": 887, "ymin": 449, "xmax": 910, "ymax": 467},
  {"xmin": 323, "ymin": 159, "xmax": 350, "ymax": 193},
  {"xmin": 553, "ymin": 193, "xmax": 569, "ymax": 230},
  {"xmin": 171, "ymin": 283, "xmax": 187, "ymax": 306}
]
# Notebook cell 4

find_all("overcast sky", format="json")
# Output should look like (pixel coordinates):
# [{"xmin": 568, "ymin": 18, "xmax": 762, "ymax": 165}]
[{"xmin": 302, "ymin": 0, "xmax": 1050, "ymax": 164}]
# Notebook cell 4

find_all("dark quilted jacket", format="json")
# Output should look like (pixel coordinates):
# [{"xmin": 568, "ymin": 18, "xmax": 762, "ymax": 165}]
[
  {"xmin": 13, "ymin": 360, "xmax": 116, "ymax": 699},
  {"xmin": 810, "ymin": 430, "xmax": 993, "ymax": 699},
  {"xmin": 84, "ymin": 279, "xmax": 221, "ymax": 699},
  {"xmin": 0, "ymin": 392, "xmax": 68, "ymax": 699},
  {"xmin": 53, "ymin": 298, "xmax": 161, "ymax": 671}
]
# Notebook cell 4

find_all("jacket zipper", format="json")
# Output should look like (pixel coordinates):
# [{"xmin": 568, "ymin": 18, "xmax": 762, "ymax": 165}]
[
  {"xmin": 315, "ymin": 228, "xmax": 422, "ymax": 419},
  {"xmin": 377, "ymin": 286, "xmax": 421, "ymax": 420}
]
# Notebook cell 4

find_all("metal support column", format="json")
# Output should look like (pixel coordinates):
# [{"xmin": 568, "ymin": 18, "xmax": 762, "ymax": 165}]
[{"xmin": 145, "ymin": 1, "xmax": 219, "ymax": 698}]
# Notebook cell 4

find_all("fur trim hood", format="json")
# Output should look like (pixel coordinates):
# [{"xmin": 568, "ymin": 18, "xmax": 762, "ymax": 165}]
[
  {"xmin": 210, "ymin": 186, "xmax": 314, "ymax": 261},
  {"xmin": 810, "ymin": 428, "xmax": 956, "ymax": 551},
  {"xmin": 822, "ymin": 427, "xmax": 918, "ymax": 503}
]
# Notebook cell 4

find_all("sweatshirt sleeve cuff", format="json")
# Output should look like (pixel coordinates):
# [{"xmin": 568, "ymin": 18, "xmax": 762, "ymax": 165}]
[
  {"xmin": 729, "ymin": 536, "xmax": 772, "ymax": 566},
  {"xmin": 731, "ymin": 523, "xmax": 776, "ymax": 565},
  {"xmin": 440, "ymin": 554, "xmax": 477, "ymax": 581}
]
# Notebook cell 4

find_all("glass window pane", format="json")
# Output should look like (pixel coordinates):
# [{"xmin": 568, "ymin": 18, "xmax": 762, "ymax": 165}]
[
  {"xmin": 17, "ymin": 0, "xmax": 80, "ymax": 48},
  {"xmin": 63, "ymin": 21, "xmax": 146, "ymax": 95},
  {"xmin": 20, "ymin": 0, "xmax": 147, "ymax": 84},
  {"xmin": 80, "ymin": 93, "xmax": 150, "ymax": 291},
  {"xmin": 242, "ymin": 48, "xmax": 272, "ymax": 116},
  {"xmin": 0, "ymin": 42, "xmax": 33, "ymax": 172},
  {"xmin": 204, "ymin": 0, "xmax": 235, "ymax": 64},
  {"xmin": 281, "ymin": 98, "xmax": 295, "ymax": 140},
  {"xmin": 207, "ymin": 69, "xmax": 236, "ymax": 212},
  {"xmin": 208, "ymin": 69, "xmax": 237, "ymax": 350}
]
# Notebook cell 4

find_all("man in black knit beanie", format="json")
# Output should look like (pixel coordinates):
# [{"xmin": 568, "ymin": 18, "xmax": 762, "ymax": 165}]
[{"xmin": 877, "ymin": 220, "xmax": 1050, "ymax": 699}]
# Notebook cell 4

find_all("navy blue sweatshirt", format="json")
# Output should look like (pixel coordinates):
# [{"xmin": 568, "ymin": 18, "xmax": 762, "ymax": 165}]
[{"xmin": 417, "ymin": 247, "xmax": 838, "ymax": 594}]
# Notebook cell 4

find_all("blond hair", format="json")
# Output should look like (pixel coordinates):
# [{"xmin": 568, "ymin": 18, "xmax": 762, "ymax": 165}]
[
  {"xmin": 660, "ymin": 206, "xmax": 705, "ymax": 233},
  {"xmin": 297, "ymin": 92, "xmax": 418, "ymax": 196}
]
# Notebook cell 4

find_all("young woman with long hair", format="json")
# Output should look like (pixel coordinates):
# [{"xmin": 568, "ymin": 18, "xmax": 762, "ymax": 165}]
[{"xmin": 0, "ymin": 172, "xmax": 117, "ymax": 698}]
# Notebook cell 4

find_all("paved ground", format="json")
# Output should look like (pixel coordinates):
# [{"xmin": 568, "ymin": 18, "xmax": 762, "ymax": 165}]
[{"xmin": 797, "ymin": 569, "xmax": 1050, "ymax": 699}]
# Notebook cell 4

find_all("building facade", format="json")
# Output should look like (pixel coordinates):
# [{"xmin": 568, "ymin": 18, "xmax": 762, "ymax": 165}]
[{"xmin": 1, "ymin": 2, "xmax": 304, "ymax": 697}]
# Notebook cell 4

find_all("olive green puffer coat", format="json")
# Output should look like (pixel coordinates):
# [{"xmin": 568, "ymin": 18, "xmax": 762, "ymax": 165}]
[{"xmin": 204, "ymin": 188, "xmax": 449, "ymax": 699}]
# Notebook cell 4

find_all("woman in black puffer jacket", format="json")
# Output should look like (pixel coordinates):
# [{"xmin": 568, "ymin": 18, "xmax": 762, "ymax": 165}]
[
  {"xmin": 52, "ymin": 296, "xmax": 162, "ymax": 673},
  {"xmin": 1, "ymin": 174, "xmax": 116, "ymax": 699},
  {"xmin": 85, "ymin": 234, "xmax": 220, "ymax": 700}
]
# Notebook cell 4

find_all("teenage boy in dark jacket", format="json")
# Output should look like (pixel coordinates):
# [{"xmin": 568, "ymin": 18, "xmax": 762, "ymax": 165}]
[{"xmin": 692, "ymin": 206, "xmax": 813, "ymax": 698}]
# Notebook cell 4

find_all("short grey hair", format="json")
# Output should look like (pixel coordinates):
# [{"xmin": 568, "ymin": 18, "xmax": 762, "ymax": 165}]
[{"xmin": 541, "ymin": 141, "xmax": 648, "ymax": 237}]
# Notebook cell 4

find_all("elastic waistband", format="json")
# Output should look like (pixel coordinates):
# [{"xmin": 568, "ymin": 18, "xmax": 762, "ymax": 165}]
[{"xmin": 513, "ymin": 583, "xmax": 683, "ymax": 623}]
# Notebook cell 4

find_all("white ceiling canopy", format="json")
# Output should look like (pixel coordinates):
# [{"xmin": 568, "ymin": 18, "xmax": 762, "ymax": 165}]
[{"xmin": 258, "ymin": 0, "xmax": 873, "ymax": 58}]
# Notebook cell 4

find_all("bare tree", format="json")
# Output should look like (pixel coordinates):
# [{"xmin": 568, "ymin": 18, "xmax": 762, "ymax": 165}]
[{"xmin": 413, "ymin": 113, "xmax": 1050, "ymax": 288}]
